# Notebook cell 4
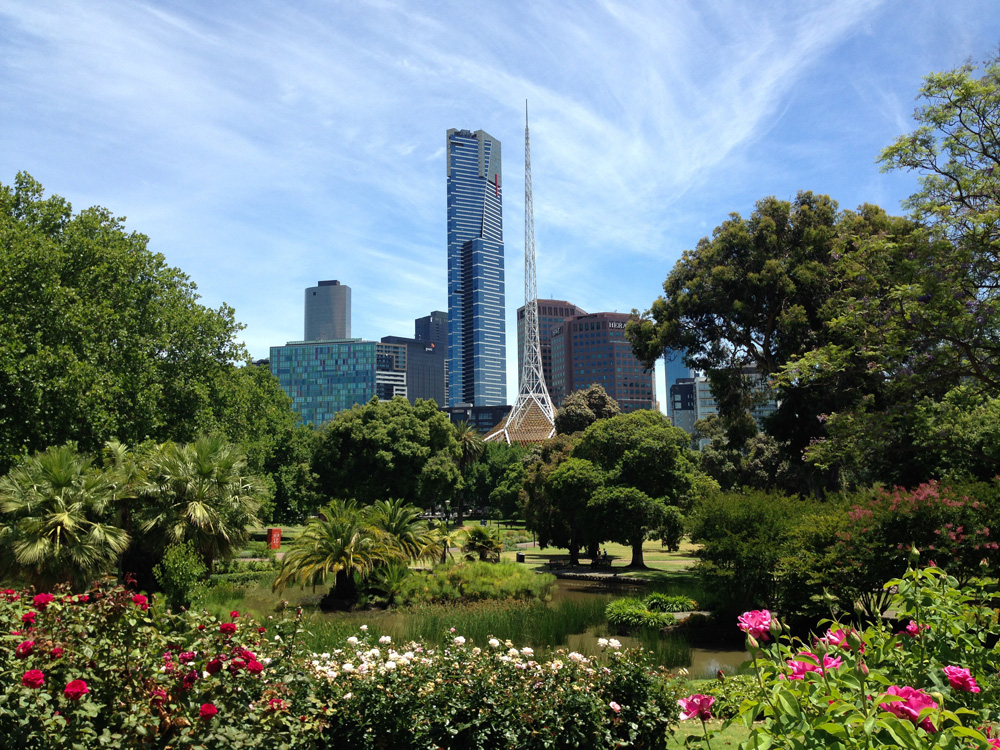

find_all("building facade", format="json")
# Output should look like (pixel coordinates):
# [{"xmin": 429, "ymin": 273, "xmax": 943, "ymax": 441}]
[
  {"xmin": 446, "ymin": 128, "xmax": 506, "ymax": 408},
  {"xmin": 414, "ymin": 310, "xmax": 448, "ymax": 405},
  {"xmin": 270, "ymin": 339, "xmax": 377, "ymax": 426},
  {"xmin": 304, "ymin": 280, "xmax": 350, "ymax": 341},
  {"xmin": 381, "ymin": 335, "xmax": 446, "ymax": 406},
  {"xmin": 549, "ymin": 311, "xmax": 655, "ymax": 412},
  {"xmin": 516, "ymin": 299, "xmax": 587, "ymax": 396}
]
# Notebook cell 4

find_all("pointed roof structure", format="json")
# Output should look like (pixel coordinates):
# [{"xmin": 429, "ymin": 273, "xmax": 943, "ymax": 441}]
[{"xmin": 485, "ymin": 103, "xmax": 556, "ymax": 444}]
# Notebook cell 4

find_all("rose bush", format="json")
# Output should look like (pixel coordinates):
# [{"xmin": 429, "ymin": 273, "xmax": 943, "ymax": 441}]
[
  {"xmin": 0, "ymin": 581, "xmax": 681, "ymax": 748},
  {"xmin": 700, "ymin": 564, "xmax": 1000, "ymax": 749}
]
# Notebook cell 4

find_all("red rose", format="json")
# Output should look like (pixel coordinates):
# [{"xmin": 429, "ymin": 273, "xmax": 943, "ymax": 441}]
[
  {"xmin": 200, "ymin": 703, "xmax": 218, "ymax": 719},
  {"xmin": 74, "ymin": 594, "xmax": 89, "ymax": 603},
  {"xmin": 21, "ymin": 669, "xmax": 45, "ymax": 689},
  {"xmin": 247, "ymin": 660, "xmax": 264, "ymax": 675},
  {"xmin": 178, "ymin": 651, "xmax": 196, "ymax": 664},
  {"xmin": 132, "ymin": 594, "xmax": 149, "ymax": 611},
  {"xmin": 150, "ymin": 687, "xmax": 167, "ymax": 705},
  {"xmin": 258, "ymin": 626, "xmax": 266, "ymax": 633},
  {"xmin": 22, "ymin": 611, "xmax": 37, "ymax": 625},
  {"xmin": 64, "ymin": 679, "xmax": 89, "ymax": 701},
  {"xmin": 181, "ymin": 670, "xmax": 198, "ymax": 690},
  {"xmin": 228, "ymin": 658, "xmax": 246, "ymax": 674},
  {"xmin": 198, "ymin": 624, "xmax": 206, "ymax": 630},
  {"xmin": 32, "ymin": 593, "xmax": 54, "ymax": 610},
  {"xmin": 50, "ymin": 646, "xmax": 64, "ymax": 658},
  {"xmin": 15, "ymin": 640, "xmax": 34, "ymax": 659},
  {"xmin": 206, "ymin": 658, "xmax": 222, "ymax": 675},
  {"xmin": 2, "ymin": 588, "xmax": 19, "ymax": 602},
  {"xmin": 219, "ymin": 623, "xmax": 237, "ymax": 634},
  {"xmin": 230, "ymin": 610, "xmax": 240, "ymax": 619}
]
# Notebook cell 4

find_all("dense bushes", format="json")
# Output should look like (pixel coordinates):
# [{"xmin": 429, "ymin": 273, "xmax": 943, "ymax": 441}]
[
  {"xmin": 606, "ymin": 594, "xmax": 698, "ymax": 631},
  {"xmin": 689, "ymin": 482, "xmax": 1000, "ymax": 624},
  {"xmin": 0, "ymin": 582, "xmax": 679, "ymax": 749}
]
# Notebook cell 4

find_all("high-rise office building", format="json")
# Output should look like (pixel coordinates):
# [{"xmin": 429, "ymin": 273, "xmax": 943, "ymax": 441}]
[
  {"xmin": 415, "ymin": 311, "xmax": 448, "ymax": 404},
  {"xmin": 516, "ymin": 299, "xmax": 587, "ymax": 396},
  {"xmin": 381, "ymin": 335, "xmax": 446, "ymax": 406},
  {"xmin": 550, "ymin": 311, "xmax": 655, "ymax": 413},
  {"xmin": 446, "ymin": 128, "xmax": 506, "ymax": 407},
  {"xmin": 304, "ymin": 280, "xmax": 350, "ymax": 341}
]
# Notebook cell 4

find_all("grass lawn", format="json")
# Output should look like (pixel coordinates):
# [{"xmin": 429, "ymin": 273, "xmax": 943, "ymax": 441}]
[{"xmin": 667, "ymin": 720, "xmax": 749, "ymax": 749}]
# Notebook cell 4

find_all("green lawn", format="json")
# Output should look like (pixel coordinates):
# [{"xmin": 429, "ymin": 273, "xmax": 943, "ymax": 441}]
[{"xmin": 667, "ymin": 720, "xmax": 749, "ymax": 749}]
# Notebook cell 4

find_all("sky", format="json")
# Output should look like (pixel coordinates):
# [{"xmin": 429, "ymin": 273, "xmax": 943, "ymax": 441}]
[{"xmin": 3, "ymin": 1, "xmax": 999, "ymax": 411}]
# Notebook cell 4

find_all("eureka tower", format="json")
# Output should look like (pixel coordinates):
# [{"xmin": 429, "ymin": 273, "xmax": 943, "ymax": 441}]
[{"xmin": 446, "ymin": 128, "xmax": 507, "ymax": 407}]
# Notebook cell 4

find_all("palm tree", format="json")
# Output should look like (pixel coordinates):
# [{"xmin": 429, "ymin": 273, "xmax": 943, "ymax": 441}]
[
  {"xmin": 0, "ymin": 444, "xmax": 130, "ymax": 590},
  {"xmin": 137, "ymin": 436, "xmax": 262, "ymax": 574},
  {"xmin": 273, "ymin": 499, "xmax": 395, "ymax": 609},
  {"xmin": 430, "ymin": 520, "xmax": 468, "ymax": 565},
  {"xmin": 454, "ymin": 421, "xmax": 484, "ymax": 525},
  {"xmin": 462, "ymin": 525, "xmax": 502, "ymax": 563},
  {"xmin": 368, "ymin": 498, "xmax": 437, "ymax": 563}
]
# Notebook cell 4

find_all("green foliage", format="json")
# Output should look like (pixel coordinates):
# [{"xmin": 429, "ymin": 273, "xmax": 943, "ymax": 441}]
[
  {"xmin": 554, "ymin": 384, "xmax": 621, "ymax": 435},
  {"xmin": 136, "ymin": 436, "xmax": 264, "ymax": 577},
  {"xmin": 707, "ymin": 567, "xmax": 1000, "ymax": 749},
  {"xmin": 606, "ymin": 594, "xmax": 697, "ymax": 631},
  {"xmin": 655, "ymin": 505, "xmax": 685, "ymax": 552},
  {"xmin": 395, "ymin": 561, "xmax": 555, "ymax": 605},
  {"xmin": 689, "ymin": 674, "xmax": 760, "ymax": 719},
  {"xmin": 0, "ymin": 444, "xmax": 129, "ymax": 590},
  {"xmin": 462, "ymin": 526, "xmax": 503, "ymax": 562},
  {"xmin": 0, "ymin": 173, "xmax": 252, "ymax": 475},
  {"xmin": 464, "ymin": 441, "xmax": 527, "ymax": 517},
  {"xmin": 644, "ymin": 593, "xmax": 699, "ymax": 613},
  {"xmin": 313, "ymin": 397, "xmax": 460, "ymax": 509},
  {"xmin": 0, "ymin": 581, "xmax": 679, "ymax": 748},
  {"xmin": 153, "ymin": 541, "xmax": 207, "ymax": 610},
  {"xmin": 688, "ymin": 490, "xmax": 810, "ymax": 619}
]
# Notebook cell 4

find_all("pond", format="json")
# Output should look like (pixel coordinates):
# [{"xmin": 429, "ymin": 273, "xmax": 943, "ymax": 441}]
[{"xmin": 317, "ymin": 577, "xmax": 747, "ymax": 675}]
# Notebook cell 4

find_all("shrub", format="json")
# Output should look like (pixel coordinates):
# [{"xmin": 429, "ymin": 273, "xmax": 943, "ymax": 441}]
[
  {"xmin": 695, "ymin": 565, "xmax": 1000, "ymax": 749},
  {"xmin": 0, "ymin": 582, "xmax": 679, "ymax": 748},
  {"xmin": 153, "ymin": 540, "xmax": 207, "ymax": 610},
  {"xmin": 605, "ymin": 594, "xmax": 696, "ymax": 631}
]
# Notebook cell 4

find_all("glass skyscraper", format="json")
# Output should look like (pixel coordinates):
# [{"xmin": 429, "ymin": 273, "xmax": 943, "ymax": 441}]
[{"xmin": 446, "ymin": 128, "xmax": 506, "ymax": 407}]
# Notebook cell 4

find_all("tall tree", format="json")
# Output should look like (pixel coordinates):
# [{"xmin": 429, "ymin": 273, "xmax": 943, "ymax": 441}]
[
  {"xmin": 312, "ymin": 397, "xmax": 460, "ymax": 508},
  {"xmin": 453, "ymin": 420, "xmax": 484, "ymax": 524},
  {"xmin": 0, "ymin": 173, "xmax": 249, "ymax": 473},
  {"xmin": 554, "ymin": 384, "xmax": 620, "ymax": 435}
]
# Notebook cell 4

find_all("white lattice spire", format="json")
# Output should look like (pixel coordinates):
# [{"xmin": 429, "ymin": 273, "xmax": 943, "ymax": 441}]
[{"xmin": 486, "ymin": 102, "xmax": 556, "ymax": 443}]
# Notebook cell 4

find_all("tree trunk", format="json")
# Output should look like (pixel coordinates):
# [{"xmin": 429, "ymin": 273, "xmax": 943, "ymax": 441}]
[
  {"xmin": 628, "ymin": 535, "xmax": 647, "ymax": 569},
  {"xmin": 569, "ymin": 532, "xmax": 581, "ymax": 566},
  {"xmin": 320, "ymin": 568, "xmax": 359, "ymax": 611}
]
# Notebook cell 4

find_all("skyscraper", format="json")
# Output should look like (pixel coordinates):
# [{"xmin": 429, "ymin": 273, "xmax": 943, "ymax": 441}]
[
  {"xmin": 446, "ymin": 128, "xmax": 506, "ymax": 407},
  {"xmin": 304, "ymin": 280, "xmax": 350, "ymax": 341}
]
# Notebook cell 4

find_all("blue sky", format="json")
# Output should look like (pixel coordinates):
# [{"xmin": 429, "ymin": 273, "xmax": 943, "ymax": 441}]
[{"xmin": 3, "ymin": 1, "xmax": 999, "ymax": 410}]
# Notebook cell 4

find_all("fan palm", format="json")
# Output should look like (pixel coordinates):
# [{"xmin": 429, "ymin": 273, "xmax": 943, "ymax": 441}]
[
  {"xmin": 0, "ymin": 444, "xmax": 130, "ymax": 590},
  {"xmin": 368, "ymin": 497, "xmax": 437, "ymax": 563},
  {"xmin": 138, "ymin": 436, "xmax": 262, "ymax": 573},
  {"xmin": 273, "ymin": 499, "xmax": 395, "ymax": 608},
  {"xmin": 462, "ymin": 525, "xmax": 503, "ymax": 563}
]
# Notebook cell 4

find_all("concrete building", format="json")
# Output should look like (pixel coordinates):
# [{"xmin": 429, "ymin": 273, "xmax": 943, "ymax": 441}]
[
  {"xmin": 549, "ymin": 311, "xmax": 655, "ymax": 412},
  {"xmin": 304, "ymin": 280, "xmax": 350, "ymax": 341},
  {"xmin": 446, "ymin": 128, "xmax": 506, "ymax": 407}
]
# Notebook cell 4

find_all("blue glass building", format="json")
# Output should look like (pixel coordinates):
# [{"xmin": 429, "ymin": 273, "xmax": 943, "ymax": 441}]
[
  {"xmin": 270, "ymin": 340, "xmax": 377, "ymax": 426},
  {"xmin": 446, "ymin": 128, "xmax": 506, "ymax": 407}
]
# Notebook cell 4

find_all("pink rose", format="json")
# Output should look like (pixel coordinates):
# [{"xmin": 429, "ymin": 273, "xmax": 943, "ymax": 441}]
[
  {"xmin": 609, "ymin": 701, "xmax": 621, "ymax": 713},
  {"xmin": 678, "ymin": 693, "xmax": 714, "ymax": 721},
  {"xmin": 178, "ymin": 651, "xmax": 196, "ymax": 664},
  {"xmin": 268, "ymin": 698, "xmax": 286, "ymax": 712},
  {"xmin": 15, "ymin": 640, "xmax": 34, "ymax": 659},
  {"xmin": 200, "ymin": 703, "xmax": 218, "ymax": 719},
  {"xmin": 882, "ymin": 686, "xmax": 937, "ymax": 732},
  {"xmin": 64, "ymin": 679, "xmax": 89, "ymax": 701},
  {"xmin": 132, "ymin": 594, "xmax": 149, "ymax": 611},
  {"xmin": 230, "ymin": 610, "xmax": 240, "ymax": 619},
  {"xmin": 786, "ymin": 651, "xmax": 843, "ymax": 680},
  {"xmin": 903, "ymin": 620, "xmax": 929, "ymax": 638},
  {"xmin": 819, "ymin": 627, "xmax": 865, "ymax": 654},
  {"xmin": 737, "ymin": 610, "xmax": 771, "ymax": 641},
  {"xmin": 21, "ymin": 669, "xmax": 45, "ymax": 689},
  {"xmin": 32, "ymin": 593, "xmax": 54, "ymax": 610},
  {"xmin": 943, "ymin": 666, "xmax": 979, "ymax": 693}
]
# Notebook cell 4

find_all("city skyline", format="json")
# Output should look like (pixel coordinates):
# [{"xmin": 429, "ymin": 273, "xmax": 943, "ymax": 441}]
[{"xmin": 3, "ymin": 2, "xmax": 1000, "ymax": 410}]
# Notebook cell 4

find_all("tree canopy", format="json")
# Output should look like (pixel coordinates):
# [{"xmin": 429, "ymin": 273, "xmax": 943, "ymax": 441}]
[
  {"xmin": 554, "ymin": 384, "xmax": 621, "ymax": 435},
  {"xmin": 312, "ymin": 397, "xmax": 461, "ymax": 508},
  {"xmin": 0, "ymin": 173, "xmax": 283, "ymax": 474}
]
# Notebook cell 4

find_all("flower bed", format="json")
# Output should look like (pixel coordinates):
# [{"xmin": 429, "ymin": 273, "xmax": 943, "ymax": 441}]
[{"xmin": 0, "ymin": 582, "xmax": 680, "ymax": 748}]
